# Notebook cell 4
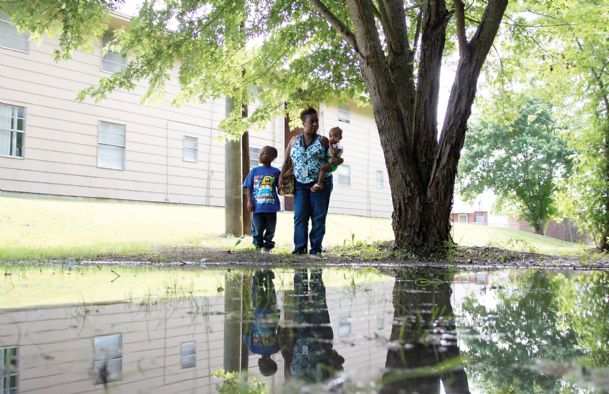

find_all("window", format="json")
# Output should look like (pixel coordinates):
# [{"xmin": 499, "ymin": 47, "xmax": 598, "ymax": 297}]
[
  {"xmin": 337, "ymin": 105, "xmax": 351, "ymax": 124},
  {"xmin": 249, "ymin": 147, "xmax": 260, "ymax": 170},
  {"xmin": 1, "ymin": 346, "xmax": 18, "ymax": 394},
  {"xmin": 375, "ymin": 170, "xmax": 384, "ymax": 189},
  {"xmin": 376, "ymin": 314, "xmax": 385, "ymax": 330},
  {"xmin": 458, "ymin": 213, "xmax": 468, "ymax": 223},
  {"xmin": 0, "ymin": 12, "xmax": 29, "ymax": 52},
  {"xmin": 101, "ymin": 32, "xmax": 127, "ymax": 73},
  {"xmin": 183, "ymin": 136, "xmax": 198, "ymax": 162},
  {"xmin": 93, "ymin": 334, "xmax": 122, "ymax": 385},
  {"xmin": 475, "ymin": 213, "xmax": 485, "ymax": 224},
  {"xmin": 98, "ymin": 121, "xmax": 125, "ymax": 169},
  {"xmin": 0, "ymin": 103, "xmax": 25, "ymax": 158},
  {"xmin": 180, "ymin": 342, "xmax": 196, "ymax": 369},
  {"xmin": 338, "ymin": 164, "xmax": 350, "ymax": 186},
  {"xmin": 338, "ymin": 316, "xmax": 351, "ymax": 337}
]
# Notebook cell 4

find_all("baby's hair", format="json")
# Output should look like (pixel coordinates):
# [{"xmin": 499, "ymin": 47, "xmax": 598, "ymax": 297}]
[
  {"xmin": 329, "ymin": 127, "xmax": 343, "ymax": 135},
  {"xmin": 300, "ymin": 107, "xmax": 318, "ymax": 122},
  {"xmin": 262, "ymin": 145, "xmax": 278, "ymax": 158}
]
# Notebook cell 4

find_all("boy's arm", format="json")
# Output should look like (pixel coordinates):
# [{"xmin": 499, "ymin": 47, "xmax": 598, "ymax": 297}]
[{"xmin": 245, "ymin": 188, "xmax": 253, "ymax": 212}]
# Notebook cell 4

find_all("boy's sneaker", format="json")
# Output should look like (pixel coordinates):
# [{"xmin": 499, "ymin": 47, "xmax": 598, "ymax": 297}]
[
  {"xmin": 291, "ymin": 249, "xmax": 307, "ymax": 255},
  {"xmin": 260, "ymin": 248, "xmax": 271, "ymax": 254}
]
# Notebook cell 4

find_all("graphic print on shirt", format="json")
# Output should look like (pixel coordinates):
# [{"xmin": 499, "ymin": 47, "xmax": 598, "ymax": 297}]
[{"xmin": 253, "ymin": 174, "xmax": 276, "ymax": 205}]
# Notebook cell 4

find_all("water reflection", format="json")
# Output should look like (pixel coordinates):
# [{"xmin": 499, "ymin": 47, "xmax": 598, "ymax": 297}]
[
  {"xmin": 380, "ymin": 269, "xmax": 469, "ymax": 394},
  {"xmin": 1, "ymin": 266, "xmax": 608, "ymax": 393},
  {"xmin": 283, "ymin": 269, "xmax": 344, "ymax": 382}
]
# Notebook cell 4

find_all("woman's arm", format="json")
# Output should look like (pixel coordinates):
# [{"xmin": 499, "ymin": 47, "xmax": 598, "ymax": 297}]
[{"xmin": 279, "ymin": 137, "xmax": 295, "ymax": 191}]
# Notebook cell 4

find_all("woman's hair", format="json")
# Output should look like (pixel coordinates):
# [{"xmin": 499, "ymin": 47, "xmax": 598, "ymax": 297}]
[{"xmin": 300, "ymin": 107, "xmax": 318, "ymax": 122}]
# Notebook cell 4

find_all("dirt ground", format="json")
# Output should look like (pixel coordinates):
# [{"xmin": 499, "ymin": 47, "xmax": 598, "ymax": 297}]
[{"xmin": 87, "ymin": 243, "xmax": 609, "ymax": 271}]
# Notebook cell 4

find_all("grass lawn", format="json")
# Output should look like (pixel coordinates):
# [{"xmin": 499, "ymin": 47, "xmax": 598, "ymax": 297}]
[{"xmin": 0, "ymin": 193, "xmax": 586, "ymax": 261}]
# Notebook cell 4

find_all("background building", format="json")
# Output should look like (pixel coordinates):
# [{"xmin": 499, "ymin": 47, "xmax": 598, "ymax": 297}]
[{"xmin": 0, "ymin": 12, "xmax": 394, "ymax": 218}]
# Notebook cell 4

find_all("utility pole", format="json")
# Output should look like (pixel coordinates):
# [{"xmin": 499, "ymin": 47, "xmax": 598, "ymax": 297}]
[
  {"xmin": 225, "ymin": 96, "xmax": 243, "ymax": 236},
  {"xmin": 241, "ymin": 102, "xmax": 251, "ymax": 235}
]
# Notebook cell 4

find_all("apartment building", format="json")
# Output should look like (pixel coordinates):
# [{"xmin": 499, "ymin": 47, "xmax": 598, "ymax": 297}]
[{"xmin": 0, "ymin": 12, "xmax": 393, "ymax": 218}]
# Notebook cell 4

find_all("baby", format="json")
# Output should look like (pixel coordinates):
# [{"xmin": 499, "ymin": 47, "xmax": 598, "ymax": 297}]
[{"xmin": 311, "ymin": 127, "xmax": 343, "ymax": 192}]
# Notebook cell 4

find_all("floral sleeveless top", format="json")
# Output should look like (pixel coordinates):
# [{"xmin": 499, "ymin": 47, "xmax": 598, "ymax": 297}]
[{"xmin": 290, "ymin": 134, "xmax": 329, "ymax": 184}]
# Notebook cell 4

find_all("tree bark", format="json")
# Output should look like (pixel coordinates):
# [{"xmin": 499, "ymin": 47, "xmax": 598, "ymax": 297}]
[
  {"xmin": 336, "ymin": 0, "xmax": 508, "ymax": 251},
  {"xmin": 225, "ymin": 96, "xmax": 243, "ymax": 237}
]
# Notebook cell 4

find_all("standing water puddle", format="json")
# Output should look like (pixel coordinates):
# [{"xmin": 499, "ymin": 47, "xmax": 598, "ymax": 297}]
[{"xmin": 1, "ymin": 265, "xmax": 608, "ymax": 393}]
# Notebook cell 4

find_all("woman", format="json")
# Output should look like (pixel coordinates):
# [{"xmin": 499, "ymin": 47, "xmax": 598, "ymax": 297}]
[{"xmin": 279, "ymin": 108, "xmax": 343, "ymax": 255}]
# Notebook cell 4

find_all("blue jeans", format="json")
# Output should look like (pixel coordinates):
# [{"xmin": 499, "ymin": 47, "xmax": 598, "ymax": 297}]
[
  {"xmin": 252, "ymin": 212, "xmax": 277, "ymax": 250},
  {"xmin": 293, "ymin": 176, "xmax": 333, "ymax": 254}
]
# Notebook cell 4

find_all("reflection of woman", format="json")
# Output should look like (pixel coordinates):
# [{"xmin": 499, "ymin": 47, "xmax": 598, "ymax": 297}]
[
  {"xmin": 281, "ymin": 269, "xmax": 344, "ymax": 382},
  {"xmin": 280, "ymin": 108, "xmax": 343, "ymax": 256}
]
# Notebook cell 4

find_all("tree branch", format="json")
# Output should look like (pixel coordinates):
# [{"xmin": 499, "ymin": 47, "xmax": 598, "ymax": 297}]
[
  {"xmin": 453, "ymin": 0, "xmax": 469, "ymax": 56},
  {"xmin": 310, "ymin": 0, "xmax": 361, "ymax": 57}
]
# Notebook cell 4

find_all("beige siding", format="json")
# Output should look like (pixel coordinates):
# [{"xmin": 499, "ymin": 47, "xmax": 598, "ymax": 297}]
[
  {"xmin": 0, "ymin": 277, "xmax": 396, "ymax": 393},
  {"xmin": 0, "ymin": 19, "xmax": 393, "ymax": 218},
  {"xmin": 0, "ymin": 32, "xmax": 226, "ymax": 206},
  {"xmin": 320, "ymin": 104, "xmax": 393, "ymax": 218}
]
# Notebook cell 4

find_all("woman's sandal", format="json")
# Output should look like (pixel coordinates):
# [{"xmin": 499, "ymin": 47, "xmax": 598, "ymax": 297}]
[{"xmin": 311, "ymin": 183, "xmax": 324, "ymax": 192}]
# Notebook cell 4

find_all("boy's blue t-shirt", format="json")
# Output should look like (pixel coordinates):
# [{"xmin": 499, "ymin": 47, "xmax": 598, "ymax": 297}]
[
  {"xmin": 243, "ymin": 307, "xmax": 281, "ymax": 356},
  {"xmin": 243, "ymin": 166, "xmax": 281, "ymax": 213}
]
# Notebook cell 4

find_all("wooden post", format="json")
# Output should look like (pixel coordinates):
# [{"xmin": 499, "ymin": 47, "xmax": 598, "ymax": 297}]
[{"xmin": 225, "ymin": 96, "xmax": 243, "ymax": 236}]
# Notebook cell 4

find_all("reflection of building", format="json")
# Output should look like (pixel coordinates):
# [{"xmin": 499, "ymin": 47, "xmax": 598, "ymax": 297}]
[{"xmin": 0, "ymin": 278, "xmax": 396, "ymax": 393}]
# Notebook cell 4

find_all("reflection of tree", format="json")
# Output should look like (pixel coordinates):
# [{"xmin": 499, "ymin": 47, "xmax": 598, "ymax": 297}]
[
  {"xmin": 462, "ymin": 270, "xmax": 582, "ymax": 393},
  {"xmin": 564, "ymin": 271, "xmax": 609, "ymax": 367},
  {"xmin": 380, "ymin": 269, "xmax": 469, "ymax": 394}
]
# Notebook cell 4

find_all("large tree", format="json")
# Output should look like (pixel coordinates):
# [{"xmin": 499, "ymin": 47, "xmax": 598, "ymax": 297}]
[
  {"xmin": 458, "ymin": 98, "xmax": 573, "ymax": 235},
  {"xmin": 2, "ymin": 0, "xmax": 509, "ymax": 251}
]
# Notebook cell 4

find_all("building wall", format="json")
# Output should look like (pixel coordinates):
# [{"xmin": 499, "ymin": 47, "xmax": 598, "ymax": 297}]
[
  {"xmin": 450, "ymin": 211, "xmax": 488, "ymax": 225},
  {"xmin": 0, "ymin": 16, "xmax": 394, "ymax": 218}
]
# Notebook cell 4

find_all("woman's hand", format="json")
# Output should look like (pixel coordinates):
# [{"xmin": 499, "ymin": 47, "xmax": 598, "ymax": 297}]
[
  {"xmin": 278, "ymin": 177, "xmax": 283, "ymax": 194},
  {"xmin": 247, "ymin": 200, "xmax": 254, "ymax": 213},
  {"xmin": 330, "ymin": 157, "xmax": 344, "ymax": 166}
]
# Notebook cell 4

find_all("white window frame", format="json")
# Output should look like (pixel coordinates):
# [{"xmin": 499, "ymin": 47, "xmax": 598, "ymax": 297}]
[
  {"xmin": 97, "ymin": 121, "xmax": 126, "ymax": 170},
  {"xmin": 0, "ymin": 103, "xmax": 25, "ymax": 159},
  {"xmin": 93, "ymin": 334, "xmax": 123, "ymax": 385},
  {"xmin": 458, "ymin": 213, "xmax": 468, "ymax": 223},
  {"xmin": 183, "ymin": 136, "xmax": 198, "ymax": 162},
  {"xmin": 249, "ymin": 147, "xmax": 261, "ymax": 170},
  {"xmin": 375, "ymin": 170, "xmax": 384, "ymax": 189},
  {"xmin": 101, "ymin": 32, "xmax": 127, "ymax": 73},
  {"xmin": 338, "ymin": 164, "xmax": 351, "ymax": 186},
  {"xmin": 1, "ymin": 346, "xmax": 19, "ymax": 394},
  {"xmin": 475, "ymin": 213, "xmax": 485, "ymax": 224},
  {"xmin": 337, "ymin": 105, "xmax": 351, "ymax": 124},
  {"xmin": 0, "ymin": 12, "xmax": 29, "ymax": 53}
]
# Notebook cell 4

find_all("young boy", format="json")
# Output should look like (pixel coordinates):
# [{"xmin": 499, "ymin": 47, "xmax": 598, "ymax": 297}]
[
  {"xmin": 311, "ymin": 127, "xmax": 343, "ymax": 192},
  {"xmin": 243, "ymin": 146, "xmax": 281, "ymax": 252}
]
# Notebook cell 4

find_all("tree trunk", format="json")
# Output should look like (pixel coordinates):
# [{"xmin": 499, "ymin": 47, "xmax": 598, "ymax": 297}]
[
  {"xmin": 241, "ymin": 103, "xmax": 251, "ymax": 236},
  {"xmin": 337, "ymin": 0, "xmax": 507, "ymax": 251},
  {"xmin": 601, "ymin": 121, "xmax": 609, "ymax": 251},
  {"xmin": 225, "ymin": 96, "xmax": 243, "ymax": 237}
]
